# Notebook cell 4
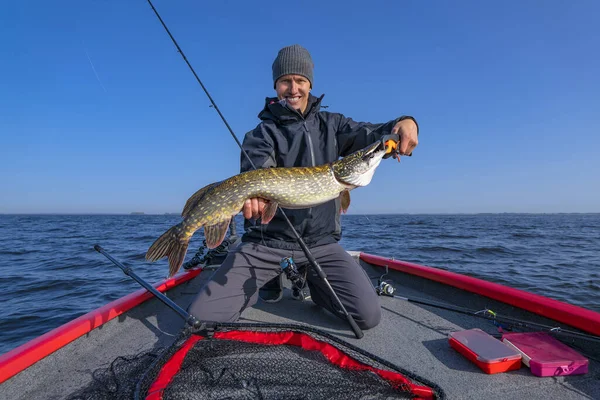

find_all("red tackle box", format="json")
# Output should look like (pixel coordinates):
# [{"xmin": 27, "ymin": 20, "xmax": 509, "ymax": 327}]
[
  {"xmin": 502, "ymin": 332, "xmax": 589, "ymax": 377},
  {"xmin": 449, "ymin": 329, "xmax": 522, "ymax": 374}
]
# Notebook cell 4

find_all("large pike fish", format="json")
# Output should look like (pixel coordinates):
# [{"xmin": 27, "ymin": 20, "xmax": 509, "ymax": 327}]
[{"xmin": 146, "ymin": 140, "xmax": 386, "ymax": 276}]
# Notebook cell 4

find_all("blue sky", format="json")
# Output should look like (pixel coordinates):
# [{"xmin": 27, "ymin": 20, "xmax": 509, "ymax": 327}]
[{"xmin": 1, "ymin": 1, "xmax": 598, "ymax": 214}]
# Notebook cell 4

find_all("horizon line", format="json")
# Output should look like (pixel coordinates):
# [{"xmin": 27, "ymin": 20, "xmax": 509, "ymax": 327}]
[{"xmin": 1, "ymin": 212, "xmax": 599, "ymax": 216}]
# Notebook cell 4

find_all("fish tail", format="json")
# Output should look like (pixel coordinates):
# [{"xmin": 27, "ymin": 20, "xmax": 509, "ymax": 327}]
[{"xmin": 146, "ymin": 225, "xmax": 190, "ymax": 277}]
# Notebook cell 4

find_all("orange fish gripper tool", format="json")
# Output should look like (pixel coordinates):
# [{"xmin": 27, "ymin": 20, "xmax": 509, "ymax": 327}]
[{"xmin": 382, "ymin": 133, "xmax": 401, "ymax": 162}]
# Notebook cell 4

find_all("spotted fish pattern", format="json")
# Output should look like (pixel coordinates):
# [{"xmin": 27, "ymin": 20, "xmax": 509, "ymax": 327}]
[{"xmin": 146, "ymin": 140, "xmax": 385, "ymax": 276}]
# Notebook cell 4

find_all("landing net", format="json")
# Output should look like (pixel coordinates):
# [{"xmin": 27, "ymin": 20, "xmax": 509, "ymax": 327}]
[
  {"xmin": 137, "ymin": 323, "xmax": 444, "ymax": 399},
  {"xmin": 69, "ymin": 322, "xmax": 445, "ymax": 399}
]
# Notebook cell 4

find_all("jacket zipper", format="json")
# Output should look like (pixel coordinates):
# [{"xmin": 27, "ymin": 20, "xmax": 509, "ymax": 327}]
[
  {"xmin": 303, "ymin": 121, "xmax": 315, "ymax": 235},
  {"xmin": 304, "ymin": 122, "xmax": 316, "ymax": 167}
]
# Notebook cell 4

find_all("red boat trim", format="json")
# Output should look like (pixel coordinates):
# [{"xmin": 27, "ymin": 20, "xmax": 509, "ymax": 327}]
[
  {"xmin": 212, "ymin": 330, "xmax": 434, "ymax": 399},
  {"xmin": 146, "ymin": 335, "xmax": 203, "ymax": 400},
  {"xmin": 360, "ymin": 252, "xmax": 600, "ymax": 336},
  {"xmin": 0, "ymin": 268, "xmax": 203, "ymax": 384}
]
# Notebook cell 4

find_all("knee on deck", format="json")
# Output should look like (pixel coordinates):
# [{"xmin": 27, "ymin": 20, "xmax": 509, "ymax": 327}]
[{"xmin": 354, "ymin": 302, "xmax": 382, "ymax": 330}]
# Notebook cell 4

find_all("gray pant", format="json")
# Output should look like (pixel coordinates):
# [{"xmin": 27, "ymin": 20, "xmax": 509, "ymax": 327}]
[{"xmin": 187, "ymin": 242, "xmax": 381, "ymax": 330}]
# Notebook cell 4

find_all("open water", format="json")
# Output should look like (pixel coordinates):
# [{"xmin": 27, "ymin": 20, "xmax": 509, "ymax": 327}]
[{"xmin": 0, "ymin": 213, "xmax": 599, "ymax": 356}]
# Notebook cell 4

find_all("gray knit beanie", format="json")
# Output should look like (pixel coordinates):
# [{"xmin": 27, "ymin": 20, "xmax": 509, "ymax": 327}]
[{"xmin": 272, "ymin": 44, "xmax": 314, "ymax": 88}]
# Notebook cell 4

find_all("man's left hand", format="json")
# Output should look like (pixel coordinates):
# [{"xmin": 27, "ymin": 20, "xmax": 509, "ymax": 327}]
[{"xmin": 392, "ymin": 118, "xmax": 419, "ymax": 156}]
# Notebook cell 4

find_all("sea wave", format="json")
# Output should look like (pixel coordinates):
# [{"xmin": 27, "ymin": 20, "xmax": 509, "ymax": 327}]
[
  {"xmin": 512, "ymin": 232, "xmax": 543, "ymax": 239},
  {"xmin": 411, "ymin": 246, "xmax": 464, "ymax": 253},
  {"xmin": 475, "ymin": 246, "xmax": 515, "ymax": 255},
  {"xmin": 437, "ymin": 234, "xmax": 478, "ymax": 239}
]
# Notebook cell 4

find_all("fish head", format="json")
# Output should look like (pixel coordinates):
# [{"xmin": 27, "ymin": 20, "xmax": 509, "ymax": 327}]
[{"xmin": 332, "ymin": 140, "xmax": 386, "ymax": 187}]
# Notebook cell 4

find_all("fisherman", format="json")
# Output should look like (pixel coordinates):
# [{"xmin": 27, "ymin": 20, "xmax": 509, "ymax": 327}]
[{"xmin": 188, "ymin": 44, "xmax": 418, "ymax": 330}]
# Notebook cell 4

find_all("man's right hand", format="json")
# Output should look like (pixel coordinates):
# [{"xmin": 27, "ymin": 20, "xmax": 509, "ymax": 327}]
[{"xmin": 243, "ymin": 198, "xmax": 269, "ymax": 220}]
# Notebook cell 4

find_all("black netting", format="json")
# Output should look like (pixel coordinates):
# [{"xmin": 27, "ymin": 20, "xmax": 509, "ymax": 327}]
[
  {"xmin": 135, "ymin": 323, "xmax": 446, "ymax": 400},
  {"xmin": 67, "ymin": 323, "xmax": 445, "ymax": 400},
  {"xmin": 67, "ymin": 351, "xmax": 160, "ymax": 400}
]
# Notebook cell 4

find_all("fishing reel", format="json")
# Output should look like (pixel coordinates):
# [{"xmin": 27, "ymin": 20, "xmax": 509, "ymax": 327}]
[
  {"xmin": 376, "ymin": 265, "xmax": 395, "ymax": 297},
  {"xmin": 280, "ymin": 257, "xmax": 308, "ymax": 301}
]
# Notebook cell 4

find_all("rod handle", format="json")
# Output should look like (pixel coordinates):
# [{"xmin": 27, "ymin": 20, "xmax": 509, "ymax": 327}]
[{"xmin": 347, "ymin": 314, "xmax": 364, "ymax": 339}]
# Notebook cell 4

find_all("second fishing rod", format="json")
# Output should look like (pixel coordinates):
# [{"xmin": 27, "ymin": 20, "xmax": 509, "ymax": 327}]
[
  {"xmin": 146, "ymin": 0, "xmax": 364, "ymax": 339},
  {"xmin": 374, "ymin": 268, "xmax": 600, "ymax": 344}
]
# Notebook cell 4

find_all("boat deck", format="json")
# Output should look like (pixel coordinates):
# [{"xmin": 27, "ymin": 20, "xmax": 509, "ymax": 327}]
[{"xmin": 1, "ymin": 256, "xmax": 599, "ymax": 399}]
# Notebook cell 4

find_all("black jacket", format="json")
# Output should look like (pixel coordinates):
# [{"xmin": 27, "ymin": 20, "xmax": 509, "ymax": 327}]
[{"xmin": 240, "ymin": 93, "xmax": 410, "ymax": 250}]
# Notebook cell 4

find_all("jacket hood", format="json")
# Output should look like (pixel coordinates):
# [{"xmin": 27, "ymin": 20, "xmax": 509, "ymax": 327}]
[{"xmin": 258, "ymin": 93, "xmax": 325, "ymax": 124}]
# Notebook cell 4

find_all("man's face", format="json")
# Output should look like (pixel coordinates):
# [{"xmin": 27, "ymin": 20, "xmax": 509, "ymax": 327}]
[{"xmin": 275, "ymin": 74, "xmax": 311, "ymax": 113}]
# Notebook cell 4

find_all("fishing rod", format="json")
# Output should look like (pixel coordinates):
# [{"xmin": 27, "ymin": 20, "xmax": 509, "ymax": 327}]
[
  {"xmin": 374, "ymin": 271, "xmax": 600, "ymax": 344},
  {"xmin": 145, "ymin": 0, "xmax": 364, "ymax": 339},
  {"xmin": 94, "ymin": 245, "xmax": 203, "ymax": 329}
]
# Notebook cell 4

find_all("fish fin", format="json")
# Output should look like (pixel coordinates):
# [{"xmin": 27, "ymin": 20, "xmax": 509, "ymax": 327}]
[
  {"xmin": 182, "ymin": 181, "xmax": 221, "ymax": 218},
  {"xmin": 146, "ymin": 225, "xmax": 190, "ymax": 277},
  {"xmin": 340, "ymin": 190, "xmax": 351, "ymax": 214},
  {"xmin": 204, "ymin": 219, "xmax": 231, "ymax": 249},
  {"xmin": 261, "ymin": 202, "xmax": 278, "ymax": 224}
]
